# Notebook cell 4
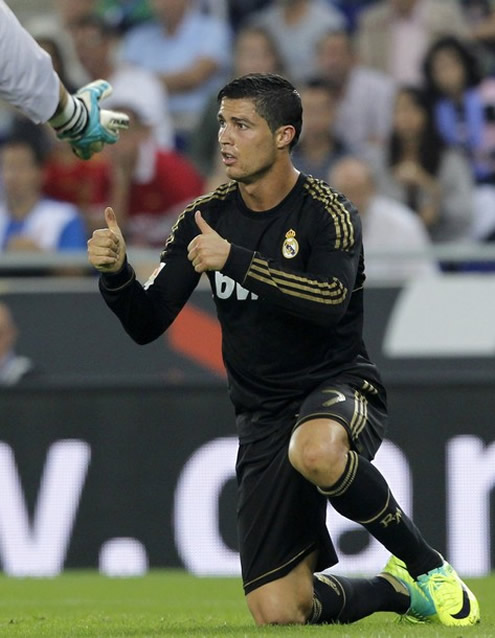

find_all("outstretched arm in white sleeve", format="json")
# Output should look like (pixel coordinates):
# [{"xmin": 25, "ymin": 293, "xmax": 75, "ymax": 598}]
[{"xmin": 0, "ymin": 0, "xmax": 129, "ymax": 159}]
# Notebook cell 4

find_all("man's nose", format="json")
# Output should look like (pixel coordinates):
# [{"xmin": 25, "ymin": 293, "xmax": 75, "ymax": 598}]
[{"xmin": 218, "ymin": 124, "xmax": 233, "ymax": 144}]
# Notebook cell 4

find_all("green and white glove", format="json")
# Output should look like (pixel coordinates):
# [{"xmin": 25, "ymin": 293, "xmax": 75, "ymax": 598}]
[{"xmin": 49, "ymin": 80, "xmax": 129, "ymax": 160}]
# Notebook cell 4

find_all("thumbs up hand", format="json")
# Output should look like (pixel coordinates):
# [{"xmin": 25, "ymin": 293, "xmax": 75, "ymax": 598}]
[
  {"xmin": 187, "ymin": 210, "xmax": 231, "ymax": 273},
  {"xmin": 87, "ymin": 206, "xmax": 127, "ymax": 273}
]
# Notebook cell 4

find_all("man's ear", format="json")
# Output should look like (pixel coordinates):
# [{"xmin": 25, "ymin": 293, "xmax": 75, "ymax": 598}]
[{"xmin": 275, "ymin": 125, "xmax": 296, "ymax": 150}]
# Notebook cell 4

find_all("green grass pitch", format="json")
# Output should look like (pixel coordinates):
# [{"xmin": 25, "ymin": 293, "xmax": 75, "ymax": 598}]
[{"xmin": 0, "ymin": 570, "xmax": 493, "ymax": 637}]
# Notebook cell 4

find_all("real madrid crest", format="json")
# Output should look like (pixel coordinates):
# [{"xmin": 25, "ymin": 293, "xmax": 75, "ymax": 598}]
[{"xmin": 282, "ymin": 229, "xmax": 299, "ymax": 259}]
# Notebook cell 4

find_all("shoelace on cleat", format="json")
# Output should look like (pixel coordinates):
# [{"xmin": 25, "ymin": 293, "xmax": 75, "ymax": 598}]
[{"xmin": 423, "ymin": 573, "xmax": 461, "ymax": 611}]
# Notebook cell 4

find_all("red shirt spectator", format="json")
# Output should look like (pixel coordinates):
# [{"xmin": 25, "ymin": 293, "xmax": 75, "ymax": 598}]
[{"xmin": 43, "ymin": 108, "xmax": 205, "ymax": 245}]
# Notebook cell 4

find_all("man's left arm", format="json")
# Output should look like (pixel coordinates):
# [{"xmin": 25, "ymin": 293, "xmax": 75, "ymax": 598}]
[{"xmin": 187, "ymin": 211, "xmax": 361, "ymax": 327}]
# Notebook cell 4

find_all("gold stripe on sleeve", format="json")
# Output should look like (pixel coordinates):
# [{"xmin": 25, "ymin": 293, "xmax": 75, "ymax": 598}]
[
  {"xmin": 247, "ymin": 256, "xmax": 348, "ymax": 305},
  {"xmin": 303, "ymin": 177, "xmax": 355, "ymax": 251}
]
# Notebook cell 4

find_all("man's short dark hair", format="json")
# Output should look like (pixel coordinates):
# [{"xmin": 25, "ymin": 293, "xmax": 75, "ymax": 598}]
[
  {"xmin": 1, "ymin": 117, "xmax": 49, "ymax": 166},
  {"xmin": 423, "ymin": 36, "xmax": 483, "ymax": 97},
  {"xmin": 217, "ymin": 73, "xmax": 303, "ymax": 149}
]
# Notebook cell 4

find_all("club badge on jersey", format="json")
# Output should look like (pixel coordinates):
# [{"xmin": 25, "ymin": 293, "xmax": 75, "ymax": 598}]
[{"xmin": 282, "ymin": 229, "xmax": 299, "ymax": 259}]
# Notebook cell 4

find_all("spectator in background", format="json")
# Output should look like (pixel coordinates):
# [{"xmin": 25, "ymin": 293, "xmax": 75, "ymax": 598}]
[
  {"xmin": 34, "ymin": 33, "xmax": 79, "ymax": 94},
  {"xmin": 461, "ymin": 0, "xmax": 495, "ymax": 74},
  {"xmin": 121, "ymin": 0, "xmax": 232, "ymax": 147},
  {"xmin": 104, "ymin": 103, "xmax": 204, "ymax": 247},
  {"xmin": 0, "ymin": 302, "xmax": 35, "ymax": 386},
  {"xmin": 0, "ymin": 132, "xmax": 88, "ymax": 274},
  {"xmin": 356, "ymin": 0, "xmax": 467, "ymax": 86},
  {"xmin": 248, "ymin": 0, "xmax": 346, "ymax": 83},
  {"xmin": 95, "ymin": 0, "xmax": 153, "ymax": 33},
  {"xmin": 228, "ymin": 0, "xmax": 271, "ymax": 31},
  {"xmin": 42, "ymin": 13, "xmax": 174, "ymax": 232},
  {"xmin": 54, "ymin": 0, "xmax": 96, "ymax": 28},
  {"xmin": 188, "ymin": 25, "xmax": 285, "ymax": 179},
  {"xmin": 330, "ymin": 156, "xmax": 437, "ymax": 284},
  {"xmin": 330, "ymin": 0, "xmax": 379, "ymax": 33},
  {"xmin": 314, "ymin": 29, "xmax": 396, "ymax": 152},
  {"xmin": 198, "ymin": 0, "xmax": 228, "ymax": 21},
  {"xmin": 24, "ymin": 18, "xmax": 85, "ymax": 92},
  {"xmin": 365, "ymin": 86, "xmax": 474, "ymax": 244},
  {"xmin": 291, "ymin": 78, "xmax": 350, "ymax": 180},
  {"xmin": 42, "ymin": 133, "xmax": 111, "ymax": 234},
  {"xmin": 423, "ymin": 35, "xmax": 495, "ymax": 240},
  {"xmin": 71, "ymin": 14, "xmax": 174, "ymax": 149}
]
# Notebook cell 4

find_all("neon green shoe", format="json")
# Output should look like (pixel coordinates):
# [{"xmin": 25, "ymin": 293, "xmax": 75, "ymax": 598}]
[
  {"xmin": 381, "ymin": 555, "xmax": 437, "ymax": 624},
  {"xmin": 417, "ymin": 559, "xmax": 480, "ymax": 627}
]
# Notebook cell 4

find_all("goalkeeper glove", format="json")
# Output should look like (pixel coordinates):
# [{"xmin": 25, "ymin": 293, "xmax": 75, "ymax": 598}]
[{"xmin": 49, "ymin": 80, "xmax": 129, "ymax": 160}]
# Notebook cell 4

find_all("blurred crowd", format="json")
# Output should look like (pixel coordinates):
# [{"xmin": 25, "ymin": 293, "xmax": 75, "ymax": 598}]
[{"xmin": 2, "ymin": 0, "xmax": 495, "ymax": 283}]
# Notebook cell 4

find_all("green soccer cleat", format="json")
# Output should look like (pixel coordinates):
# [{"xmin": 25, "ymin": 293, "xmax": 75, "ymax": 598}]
[
  {"xmin": 417, "ymin": 558, "xmax": 481, "ymax": 627},
  {"xmin": 381, "ymin": 555, "xmax": 437, "ymax": 624}
]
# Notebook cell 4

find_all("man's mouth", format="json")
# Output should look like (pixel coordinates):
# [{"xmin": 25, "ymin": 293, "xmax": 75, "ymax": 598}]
[{"xmin": 221, "ymin": 152, "xmax": 237, "ymax": 166}]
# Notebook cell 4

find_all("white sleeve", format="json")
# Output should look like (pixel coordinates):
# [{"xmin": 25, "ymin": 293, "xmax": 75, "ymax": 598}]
[{"xmin": 0, "ymin": 0, "xmax": 60, "ymax": 123}]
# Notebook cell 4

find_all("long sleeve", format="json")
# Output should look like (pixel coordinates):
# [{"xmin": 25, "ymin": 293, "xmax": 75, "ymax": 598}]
[
  {"xmin": 221, "ymin": 205, "xmax": 361, "ymax": 328},
  {"xmin": 99, "ymin": 209, "xmax": 201, "ymax": 344},
  {"xmin": 0, "ymin": 0, "xmax": 59, "ymax": 123}
]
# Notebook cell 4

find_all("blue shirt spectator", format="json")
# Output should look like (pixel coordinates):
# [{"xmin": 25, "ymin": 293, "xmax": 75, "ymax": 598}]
[
  {"xmin": 0, "ymin": 133, "xmax": 87, "ymax": 255},
  {"xmin": 248, "ymin": 0, "xmax": 346, "ymax": 83},
  {"xmin": 0, "ymin": 203, "xmax": 87, "ymax": 251},
  {"xmin": 121, "ymin": 0, "xmax": 232, "ymax": 141}
]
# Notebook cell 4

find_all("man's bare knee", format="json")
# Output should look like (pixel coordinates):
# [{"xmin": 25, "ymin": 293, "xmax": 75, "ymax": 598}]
[{"xmin": 289, "ymin": 419, "xmax": 350, "ymax": 485}]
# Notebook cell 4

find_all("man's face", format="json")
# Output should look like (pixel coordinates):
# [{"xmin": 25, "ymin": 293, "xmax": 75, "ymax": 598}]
[
  {"xmin": 234, "ymin": 31, "xmax": 280, "ymax": 77},
  {"xmin": 217, "ymin": 98, "xmax": 279, "ymax": 184},
  {"xmin": 105, "ymin": 109, "xmax": 149, "ymax": 163},
  {"xmin": 72, "ymin": 26, "xmax": 109, "ymax": 77},
  {"xmin": 300, "ymin": 86, "xmax": 337, "ymax": 138},
  {"xmin": 316, "ymin": 33, "xmax": 353, "ymax": 85},
  {"xmin": 1, "ymin": 145, "xmax": 42, "ymax": 211},
  {"xmin": 430, "ymin": 48, "xmax": 466, "ymax": 96}
]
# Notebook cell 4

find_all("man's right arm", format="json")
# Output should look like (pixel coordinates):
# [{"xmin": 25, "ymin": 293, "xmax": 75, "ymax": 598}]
[{"xmin": 88, "ymin": 207, "xmax": 201, "ymax": 344}]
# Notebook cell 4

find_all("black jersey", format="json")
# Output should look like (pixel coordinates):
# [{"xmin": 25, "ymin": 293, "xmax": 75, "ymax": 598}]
[{"xmin": 100, "ymin": 173, "xmax": 383, "ymax": 440}]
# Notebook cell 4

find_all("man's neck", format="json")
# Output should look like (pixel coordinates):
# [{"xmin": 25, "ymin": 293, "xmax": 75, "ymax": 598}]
[{"xmin": 238, "ymin": 162, "xmax": 300, "ymax": 211}]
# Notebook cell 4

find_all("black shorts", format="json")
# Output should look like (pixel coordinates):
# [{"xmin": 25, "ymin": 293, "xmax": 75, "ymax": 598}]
[
  {"xmin": 236, "ymin": 374, "xmax": 387, "ymax": 594},
  {"xmin": 296, "ymin": 375, "xmax": 388, "ymax": 459}
]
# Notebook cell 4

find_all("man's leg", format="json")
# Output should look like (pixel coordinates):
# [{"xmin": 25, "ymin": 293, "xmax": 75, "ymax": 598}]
[
  {"xmin": 246, "ymin": 551, "xmax": 411, "ymax": 626},
  {"xmin": 289, "ymin": 417, "xmax": 480, "ymax": 625},
  {"xmin": 245, "ymin": 552, "xmax": 314, "ymax": 625},
  {"xmin": 289, "ymin": 418, "xmax": 440, "ymax": 576}
]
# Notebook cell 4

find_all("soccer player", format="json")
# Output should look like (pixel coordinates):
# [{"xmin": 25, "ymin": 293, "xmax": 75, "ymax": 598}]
[
  {"xmin": 0, "ymin": 0, "xmax": 128, "ymax": 159},
  {"xmin": 88, "ymin": 73, "xmax": 480, "ymax": 627}
]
